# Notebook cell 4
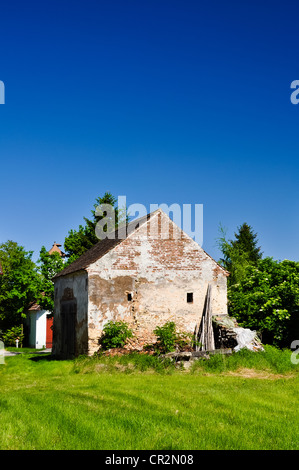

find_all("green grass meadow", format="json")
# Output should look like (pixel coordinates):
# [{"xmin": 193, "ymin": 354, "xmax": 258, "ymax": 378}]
[{"xmin": 0, "ymin": 347, "xmax": 299, "ymax": 450}]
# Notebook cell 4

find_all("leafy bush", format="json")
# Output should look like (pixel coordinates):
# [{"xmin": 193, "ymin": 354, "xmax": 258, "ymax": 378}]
[
  {"xmin": 153, "ymin": 321, "xmax": 193, "ymax": 354},
  {"xmin": 153, "ymin": 322, "xmax": 177, "ymax": 353},
  {"xmin": 2, "ymin": 326, "xmax": 24, "ymax": 347},
  {"xmin": 228, "ymin": 258, "xmax": 299, "ymax": 347},
  {"xmin": 101, "ymin": 321, "xmax": 133, "ymax": 350}
]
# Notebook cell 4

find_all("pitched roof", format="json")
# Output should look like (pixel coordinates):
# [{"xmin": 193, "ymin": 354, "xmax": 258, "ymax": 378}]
[
  {"xmin": 27, "ymin": 301, "xmax": 41, "ymax": 311},
  {"xmin": 49, "ymin": 242, "xmax": 66, "ymax": 258},
  {"xmin": 53, "ymin": 211, "xmax": 154, "ymax": 279}
]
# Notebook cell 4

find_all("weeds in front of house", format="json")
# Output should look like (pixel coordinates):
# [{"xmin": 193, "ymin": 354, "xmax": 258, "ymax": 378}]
[
  {"xmin": 152, "ymin": 321, "xmax": 194, "ymax": 353},
  {"xmin": 91, "ymin": 319, "xmax": 299, "ymax": 377},
  {"xmin": 69, "ymin": 344, "xmax": 299, "ymax": 377},
  {"xmin": 5, "ymin": 340, "xmax": 299, "ymax": 378},
  {"xmin": 73, "ymin": 351, "xmax": 176, "ymax": 375},
  {"xmin": 190, "ymin": 345, "xmax": 299, "ymax": 375}
]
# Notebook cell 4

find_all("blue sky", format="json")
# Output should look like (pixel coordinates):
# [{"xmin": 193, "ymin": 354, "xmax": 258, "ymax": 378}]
[{"xmin": 0, "ymin": 0, "xmax": 299, "ymax": 263}]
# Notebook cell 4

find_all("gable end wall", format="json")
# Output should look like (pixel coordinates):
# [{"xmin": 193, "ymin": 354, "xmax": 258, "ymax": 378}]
[{"xmin": 86, "ymin": 211, "xmax": 228, "ymax": 354}]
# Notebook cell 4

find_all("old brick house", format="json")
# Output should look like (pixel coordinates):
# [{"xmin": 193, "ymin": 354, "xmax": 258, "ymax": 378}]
[{"xmin": 52, "ymin": 209, "xmax": 229, "ymax": 358}]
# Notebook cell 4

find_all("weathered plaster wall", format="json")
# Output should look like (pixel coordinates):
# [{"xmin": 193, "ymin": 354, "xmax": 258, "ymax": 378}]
[
  {"xmin": 86, "ymin": 211, "xmax": 228, "ymax": 355},
  {"xmin": 52, "ymin": 270, "xmax": 88, "ymax": 357}
]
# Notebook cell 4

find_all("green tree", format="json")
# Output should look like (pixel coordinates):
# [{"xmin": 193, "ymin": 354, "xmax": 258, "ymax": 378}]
[
  {"xmin": 37, "ymin": 246, "xmax": 65, "ymax": 313},
  {"xmin": 228, "ymin": 257, "xmax": 299, "ymax": 347},
  {"xmin": 0, "ymin": 241, "xmax": 41, "ymax": 330},
  {"xmin": 64, "ymin": 192, "xmax": 126, "ymax": 264},
  {"xmin": 231, "ymin": 223, "xmax": 262, "ymax": 263},
  {"xmin": 217, "ymin": 223, "xmax": 262, "ymax": 286}
]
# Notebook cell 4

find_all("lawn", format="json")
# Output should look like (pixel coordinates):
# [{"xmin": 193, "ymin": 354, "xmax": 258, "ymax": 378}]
[{"xmin": 0, "ymin": 347, "xmax": 298, "ymax": 450}]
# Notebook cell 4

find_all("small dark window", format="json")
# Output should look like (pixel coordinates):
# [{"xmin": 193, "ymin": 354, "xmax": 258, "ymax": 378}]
[
  {"xmin": 127, "ymin": 293, "xmax": 132, "ymax": 301},
  {"xmin": 187, "ymin": 292, "xmax": 193, "ymax": 303}
]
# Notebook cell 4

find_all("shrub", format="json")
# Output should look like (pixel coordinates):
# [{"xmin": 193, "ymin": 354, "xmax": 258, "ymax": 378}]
[
  {"xmin": 154, "ymin": 322, "xmax": 177, "ymax": 353},
  {"xmin": 153, "ymin": 321, "xmax": 193, "ymax": 354},
  {"xmin": 2, "ymin": 326, "xmax": 24, "ymax": 347},
  {"xmin": 101, "ymin": 321, "xmax": 133, "ymax": 350},
  {"xmin": 228, "ymin": 257, "xmax": 299, "ymax": 347}
]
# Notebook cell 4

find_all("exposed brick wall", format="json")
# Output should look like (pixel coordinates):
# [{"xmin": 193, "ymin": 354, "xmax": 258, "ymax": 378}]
[{"xmin": 86, "ymin": 210, "xmax": 228, "ymax": 355}]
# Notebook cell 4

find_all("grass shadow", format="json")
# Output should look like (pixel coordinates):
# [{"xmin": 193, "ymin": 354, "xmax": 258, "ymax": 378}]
[{"xmin": 29, "ymin": 353, "xmax": 62, "ymax": 362}]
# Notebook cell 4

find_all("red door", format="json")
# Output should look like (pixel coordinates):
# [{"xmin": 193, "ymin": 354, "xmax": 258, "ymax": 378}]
[{"xmin": 46, "ymin": 315, "xmax": 53, "ymax": 348}]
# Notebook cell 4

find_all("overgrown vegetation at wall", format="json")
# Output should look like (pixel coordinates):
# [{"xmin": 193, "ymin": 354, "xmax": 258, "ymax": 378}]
[
  {"xmin": 152, "ymin": 321, "xmax": 193, "ymax": 353},
  {"xmin": 100, "ymin": 321, "xmax": 134, "ymax": 350},
  {"xmin": 79, "ymin": 345, "xmax": 299, "ymax": 375},
  {"xmin": 98, "ymin": 320, "xmax": 193, "ymax": 354}
]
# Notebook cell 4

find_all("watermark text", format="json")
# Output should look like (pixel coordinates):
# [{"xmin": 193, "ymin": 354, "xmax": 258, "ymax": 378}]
[
  {"xmin": 95, "ymin": 196, "xmax": 203, "ymax": 245},
  {"xmin": 290, "ymin": 80, "xmax": 299, "ymax": 104},
  {"xmin": 0, "ymin": 81, "xmax": 4, "ymax": 104}
]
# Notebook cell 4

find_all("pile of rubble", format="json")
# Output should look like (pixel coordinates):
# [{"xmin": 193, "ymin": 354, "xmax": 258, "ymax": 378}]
[
  {"xmin": 160, "ymin": 315, "xmax": 264, "ymax": 369},
  {"xmin": 212, "ymin": 315, "xmax": 264, "ymax": 352}
]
